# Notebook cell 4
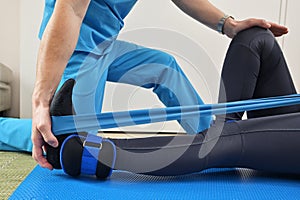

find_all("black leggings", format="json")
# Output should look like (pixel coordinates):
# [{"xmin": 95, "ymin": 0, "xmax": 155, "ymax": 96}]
[
  {"xmin": 218, "ymin": 27, "xmax": 300, "ymax": 120},
  {"xmin": 111, "ymin": 112, "xmax": 300, "ymax": 176}
]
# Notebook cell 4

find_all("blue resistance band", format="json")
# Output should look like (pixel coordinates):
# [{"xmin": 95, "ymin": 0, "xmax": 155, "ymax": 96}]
[{"xmin": 52, "ymin": 94, "xmax": 300, "ymax": 135}]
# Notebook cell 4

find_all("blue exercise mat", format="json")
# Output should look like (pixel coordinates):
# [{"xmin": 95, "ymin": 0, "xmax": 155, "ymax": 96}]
[{"xmin": 10, "ymin": 165, "xmax": 300, "ymax": 200}]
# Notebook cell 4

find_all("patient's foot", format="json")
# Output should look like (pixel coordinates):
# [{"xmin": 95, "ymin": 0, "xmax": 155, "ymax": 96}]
[{"xmin": 46, "ymin": 79, "xmax": 77, "ymax": 169}]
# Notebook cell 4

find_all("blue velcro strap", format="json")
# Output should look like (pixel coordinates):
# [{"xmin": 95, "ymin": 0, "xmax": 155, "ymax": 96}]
[{"xmin": 81, "ymin": 134, "xmax": 103, "ymax": 175}]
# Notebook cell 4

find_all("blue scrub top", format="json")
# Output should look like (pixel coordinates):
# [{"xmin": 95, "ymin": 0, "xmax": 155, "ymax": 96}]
[{"xmin": 39, "ymin": 0, "xmax": 138, "ymax": 55}]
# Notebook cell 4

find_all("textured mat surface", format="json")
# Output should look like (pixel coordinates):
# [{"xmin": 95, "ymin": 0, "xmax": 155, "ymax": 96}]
[
  {"xmin": 0, "ymin": 152, "xmax": 36, "ymax": 199},
  {"xmin": 10, "ymin": 165, "xmax": 300, "ymax": 200}
]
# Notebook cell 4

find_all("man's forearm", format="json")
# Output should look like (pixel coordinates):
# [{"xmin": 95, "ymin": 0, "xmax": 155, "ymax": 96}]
[
  {"xmin": 33, "ymin": 0, "xmax": 90, "ymax": 105},
  {"xmin": 172, "ymin": 0, "xmax": 225, "ymax": 31}
]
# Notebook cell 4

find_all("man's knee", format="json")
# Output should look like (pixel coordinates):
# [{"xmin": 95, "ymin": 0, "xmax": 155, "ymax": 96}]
[{"xmin": 151, "ymin": 49, "xmax": 178, "ymax": 67}]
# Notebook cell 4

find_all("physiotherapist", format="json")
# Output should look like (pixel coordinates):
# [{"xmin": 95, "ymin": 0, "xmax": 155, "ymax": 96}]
[{"xmin": 31, "ymin": 0, "xmax": 288, "ymax": 170}]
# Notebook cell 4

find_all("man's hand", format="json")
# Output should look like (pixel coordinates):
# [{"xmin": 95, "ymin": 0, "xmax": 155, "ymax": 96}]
[
  {"xmin": 223, "ymin": 17, "xmax": 288, "ymax": 38},
  {"xmin": 31, "ymin": 103, "xmax": 58, "ymax": 170},
  {"xmin": 268, "ymin": 21, "xmax": 289, "ymax": 37}
]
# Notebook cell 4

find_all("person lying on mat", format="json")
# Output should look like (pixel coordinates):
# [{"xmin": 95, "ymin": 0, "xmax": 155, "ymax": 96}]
[{"xmin": 30, "ymin": 0, "xmax": 293, "ymax": 170}]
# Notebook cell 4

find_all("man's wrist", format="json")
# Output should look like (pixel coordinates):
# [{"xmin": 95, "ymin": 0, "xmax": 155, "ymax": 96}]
[
  {"xmin": 217, "ymin": 14, "xmax": 234, "ymax": 35},
  {"xmin": 32, "ymin": 87, "xmax": 53, "ymax": 107}
]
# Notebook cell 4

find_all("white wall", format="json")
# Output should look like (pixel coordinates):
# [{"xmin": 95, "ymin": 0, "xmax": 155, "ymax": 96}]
[
  {"xmin": 0, "ymin": 0, "xmax": 43, "ymax": 118},
  {"xmin": 282, "ymin": 0, "xmax": 300, "ymax": 91},
  {"xmin": 0, "ymin": 0, "xmax": 20, "ymax": 117},
  {"xmin": 19, "ymin": 0, "xmax": 44, "ymax": 118}
]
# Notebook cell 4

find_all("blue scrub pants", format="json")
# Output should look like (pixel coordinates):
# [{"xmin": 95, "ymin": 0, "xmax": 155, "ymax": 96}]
[
  {"xmin": 57, "ymin": 40, "xmax": 212, "ymax": 134},
  {"xmin": 0, "ymin": 40, "xmax": 212, "ymax": 152}
]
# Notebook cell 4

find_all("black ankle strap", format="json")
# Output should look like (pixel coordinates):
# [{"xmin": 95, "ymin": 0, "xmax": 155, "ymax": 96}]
[{"xmin": 60, "ymin": 134, "xmax": 116, "ymax": 179}]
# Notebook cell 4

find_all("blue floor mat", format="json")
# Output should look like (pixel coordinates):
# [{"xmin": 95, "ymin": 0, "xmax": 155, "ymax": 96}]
[{"xmin": 10, "ymin": 165, "xmax": 300, "ymax": 200}]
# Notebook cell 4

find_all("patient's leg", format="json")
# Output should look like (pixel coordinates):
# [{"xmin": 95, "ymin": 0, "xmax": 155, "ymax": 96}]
[
  {"xmin": 59, "ymin": 111, "xmax": 300, "ymax": 177},
  {"xmin": 218, "ymin": 27, "xmax": 300, "ymax": 121}
]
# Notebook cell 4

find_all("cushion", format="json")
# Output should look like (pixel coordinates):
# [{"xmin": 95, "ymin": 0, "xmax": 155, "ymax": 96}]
[
  {"xmin": 0, "ymin": 82, "xmax": 11, "ymax": 111},
  {"xmin": 0, "ymin": 63, "xmax": 13, "ymax": 111},
  {"xmin": 0, "ymin": 63, "xmax": 13, "ymax": 84}
]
